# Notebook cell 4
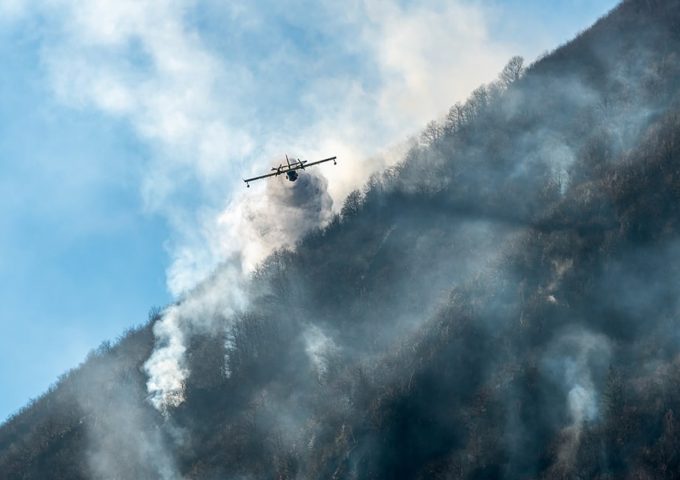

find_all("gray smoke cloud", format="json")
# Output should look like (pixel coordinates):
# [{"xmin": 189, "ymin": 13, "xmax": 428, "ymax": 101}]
[
  {"xmin": 73, "ymin": 344, "xmax": 182, "ymax": 479},
  {"xmin": 240, "ymin": 169, "xmax": 335, "ymax": 258},
  {"xmin": 541, "ymin": 328, "xmax": 611, "ymax": 468}
]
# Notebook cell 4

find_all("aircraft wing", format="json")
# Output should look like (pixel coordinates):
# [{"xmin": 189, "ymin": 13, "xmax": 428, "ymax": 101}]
[
  {"xmin": 244, "ymin": 156, "xmax": 337, "ymax": 187},
  {"xmin": 243, "ymin": 170, "xmax": 280, "ymax": 185},
  {"xmin": 299, "ymin": 156, "xmax": 337, "ymax": 169}
]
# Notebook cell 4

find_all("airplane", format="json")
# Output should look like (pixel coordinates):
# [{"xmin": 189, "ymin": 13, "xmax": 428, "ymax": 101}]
[{"xmin": 244, "ymin": 155, "xmax": 337, "ymax": 188}]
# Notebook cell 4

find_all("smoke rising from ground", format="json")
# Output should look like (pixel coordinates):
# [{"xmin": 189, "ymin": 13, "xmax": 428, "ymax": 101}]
[
  {"xmin": 138, "ymin": 4, "xmax": 680, "ymax": 472},
  {"xmin": 541, "ymin": 328, "xmax": 611, "ymax": 467},
  {"xmin": 145, "ymin": 169, "xmax": 334, "ymax": 412},
  {"xmin": 7, "ymin": 2, "xmax": 680, "ymax": 479}
]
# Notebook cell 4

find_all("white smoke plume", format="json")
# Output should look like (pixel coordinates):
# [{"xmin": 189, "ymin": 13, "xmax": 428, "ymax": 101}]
[
  {"xmin": 542, "ymin": 328, "xmax": 611, "ymax": 469},
  {"xmin": 144, "ymin": 260, "xmax": 245, "ymax": 412},
  {"xmin": 220, "ymin": 169, "xmax": 334, "ymax": 270},
  {"xmin": 144, "ymin": 306, "xmax": 188, "ymax": 411},
  {"xmin": 145, "ymin": 169, "xmax": 334, "ymax": 411},
  {"xmin": 303, "ymin": 324, "xmax": 339, "ymax": 380}
]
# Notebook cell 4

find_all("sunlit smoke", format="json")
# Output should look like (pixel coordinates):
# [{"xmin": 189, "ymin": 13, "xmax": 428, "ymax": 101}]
[
  {"xmin": 144, "ymin": 261, "xmax": 245, "ymax": 412},
  {"xmin": 146, "ymin": 170, "xmax": 334, "ymax": 412},
  {"xmin": 218, "ymin": 169, "xmax": 334, "ymax": 272},
  {"xmin": 144, "ymin": 306, "xmax": 188, "ymax": 412}
]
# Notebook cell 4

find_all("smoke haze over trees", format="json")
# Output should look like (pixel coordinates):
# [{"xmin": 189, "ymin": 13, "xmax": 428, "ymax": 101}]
[{"xmin": 5, "ymin": 0, "xmax": 680, "ymax": 478}]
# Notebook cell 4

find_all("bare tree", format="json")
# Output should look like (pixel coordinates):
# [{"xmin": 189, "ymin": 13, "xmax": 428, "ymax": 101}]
[
  {"xmin": 498, "ymin": 56, "xmax": 525, "ymax": 87},
  {"xmin": 421, "ymin": 120, "xmax": 443, "ymax": 145}
]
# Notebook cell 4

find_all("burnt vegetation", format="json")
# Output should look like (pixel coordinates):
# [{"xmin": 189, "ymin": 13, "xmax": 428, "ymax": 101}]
[{"xmin": 5, "ymin": 0, "xmax": 680, "ymax": 478}]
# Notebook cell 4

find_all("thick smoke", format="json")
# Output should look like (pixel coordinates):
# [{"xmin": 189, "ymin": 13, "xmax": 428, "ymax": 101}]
[
  {"xmin": 221, "ymin": 169, "xmax": 335, "ymax": 270},
  {"xmin": 144, "ymin": 262, "xmax": 244, "ymax": 412},
  {"xmin": 139, "ymin": 1, "xmax": 680, "ymax": 473},
  {"xmin": 144, "ymin": 169, "xmax": 334, "ymax": 412},
  {"xmin": 7, "ymin": 2, "xmax": 680, "ymax": 479}
]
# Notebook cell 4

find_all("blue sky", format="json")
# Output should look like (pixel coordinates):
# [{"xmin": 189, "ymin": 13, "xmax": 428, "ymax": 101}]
[{"xmin": 0, "ymin": 0, "xmax": 619, "ymax": 421}]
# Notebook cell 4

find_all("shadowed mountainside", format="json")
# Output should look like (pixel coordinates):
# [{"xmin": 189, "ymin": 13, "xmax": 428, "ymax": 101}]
[{"xmin": 4, "ymin": 0, "xmax": 680, "ymax": 478}]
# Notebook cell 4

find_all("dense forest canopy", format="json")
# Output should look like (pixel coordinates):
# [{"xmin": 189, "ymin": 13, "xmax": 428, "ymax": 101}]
[{"xmin": 4, "ymin": 0, "xmax": 680, "ymax": 478}]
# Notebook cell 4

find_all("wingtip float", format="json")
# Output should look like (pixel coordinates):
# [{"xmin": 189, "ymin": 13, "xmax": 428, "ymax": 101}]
[{"xmin": 244, "ymin": 155, "xmax": 337, "ymax": 188}]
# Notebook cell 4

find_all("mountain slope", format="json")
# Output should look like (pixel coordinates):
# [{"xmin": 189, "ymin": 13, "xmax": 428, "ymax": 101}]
[{"xmin": 4, "ymin": 0, "xmax": 680, "ymax": 478}]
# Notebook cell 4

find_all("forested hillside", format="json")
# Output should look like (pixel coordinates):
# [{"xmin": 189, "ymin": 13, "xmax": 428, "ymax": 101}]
[{"xmin": 4, "ymin": 0, "xmax": 680, "ymax": 478}]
